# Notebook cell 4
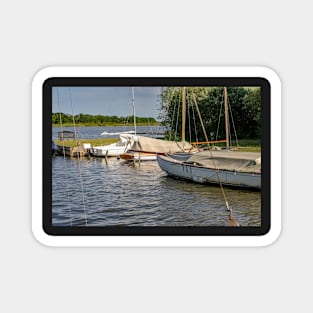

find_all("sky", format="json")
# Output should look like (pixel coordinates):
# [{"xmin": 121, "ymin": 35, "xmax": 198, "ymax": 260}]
[{"xmin": 52, "ymin": 87, "xmax": 162, "ymax": 119}]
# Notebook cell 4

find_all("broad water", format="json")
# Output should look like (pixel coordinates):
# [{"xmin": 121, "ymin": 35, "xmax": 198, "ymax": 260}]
[{"xmin": 52, "ymin": 126, "xmax": 261, "ymax": 227}]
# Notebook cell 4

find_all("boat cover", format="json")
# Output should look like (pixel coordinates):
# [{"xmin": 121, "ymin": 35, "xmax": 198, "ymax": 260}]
[
  {"xmin": 184, "ymin": 150, "xmax": 261, "ymax": 174},
  {"xmin": 129, "ymin": 135, "xmax": 193, "ymax": 154}
]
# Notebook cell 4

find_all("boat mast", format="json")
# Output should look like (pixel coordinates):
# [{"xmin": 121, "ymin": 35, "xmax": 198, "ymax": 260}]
[
  {"xmin": 181, "ymin": 87, "xmax": 186, "ymax": 142},
  {"xmin": 224, "ymin": 87, "xmax": 230, "ymax": 149},
  {"xmin": 132, "ymin": 87, "xmax": 136, "ymax": 135}
]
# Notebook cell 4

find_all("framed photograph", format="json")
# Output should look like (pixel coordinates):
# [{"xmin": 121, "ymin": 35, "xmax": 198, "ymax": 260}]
[{"xmin": 32, "ymin": 66, "xmax": 281, "ymax": 246}]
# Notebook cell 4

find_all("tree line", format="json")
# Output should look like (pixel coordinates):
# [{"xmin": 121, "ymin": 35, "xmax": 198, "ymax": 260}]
[
  {"xmin": 159, "ymin": 87, "xmax": 261, "ymax": 143},
  {"xmin": 52, "ymin": 113, "xmax": 158, "ymax": 126}
]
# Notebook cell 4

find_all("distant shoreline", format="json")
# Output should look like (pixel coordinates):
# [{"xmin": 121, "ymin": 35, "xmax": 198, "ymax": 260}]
[{"xmin": 52, "ymin": 122, "xmax": 161, "ymax": 127}]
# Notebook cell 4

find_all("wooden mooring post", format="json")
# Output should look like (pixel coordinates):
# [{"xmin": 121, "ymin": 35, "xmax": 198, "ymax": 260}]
[{"xmin": 57, "ymin": 145, "xmax": 87, "ymax": 158}]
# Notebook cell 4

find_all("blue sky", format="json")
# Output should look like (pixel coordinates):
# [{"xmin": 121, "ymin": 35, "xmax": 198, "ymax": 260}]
[{"xmin": 52, "ymin": 87, "xmax": 162, "ymax": 119}]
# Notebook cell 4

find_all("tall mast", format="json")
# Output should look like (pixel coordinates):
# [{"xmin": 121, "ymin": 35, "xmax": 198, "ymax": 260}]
[
  {"xmin": 132, "ymin": 87, "xmax": 136, "ymax": 135},
  {"xmin": 224, "ymin": 87, "xmax": 230, "ymax": 149},
  {"xmin": 181, "ymin": 87, "xmax": 186, "ymax": 142}
]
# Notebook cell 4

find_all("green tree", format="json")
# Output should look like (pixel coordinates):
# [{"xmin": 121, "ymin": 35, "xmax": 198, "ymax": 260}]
[{"xmin": 159, "ymin": 86, "xmax": 261, "ymax": 143}]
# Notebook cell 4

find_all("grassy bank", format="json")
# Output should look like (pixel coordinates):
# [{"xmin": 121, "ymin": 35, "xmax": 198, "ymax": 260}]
[
  {"xmin": 235, "ymin": 139, "xmax": 261, "ymax": 152},
  {"xmin": 54, "ymin": 138, "xmax": 260, "ymax": 152},
  {"xmin": 198, "ymin": 139, "xmax": 261, "ymax": 152},
  {"xmin": 54, "ymin": 138, "xmax": 119, "ymax": 147},
  {"xmin": 233, "ymin": 146, "xmax": 261, "ymax": 152}
]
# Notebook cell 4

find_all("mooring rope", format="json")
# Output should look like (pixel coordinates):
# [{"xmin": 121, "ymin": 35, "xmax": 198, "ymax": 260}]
[
  {"xmin": 56, "ymin": 88, "xmax": 73, "ymax": 226},
  {"xmin": 68, "ymin": 88, "xmax": 88, "ymax": 226},
  {"xmin": 191, "ymin": 89, "xmax": 239, "ymax": 226}
]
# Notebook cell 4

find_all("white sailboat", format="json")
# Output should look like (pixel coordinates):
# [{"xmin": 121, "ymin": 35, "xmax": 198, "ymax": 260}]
[
  {"xmin": 120, "ymin": 87, "xmax": 195, "ymax": 161},
  {"xmin": 157, "ymin": 87, "xmax": 261, "ymax": 189},
  {"xmin": 91, "ymin": 133, "xmax": 135, "ymax": 157},
  {"xmin": 119, "ymin": 134, "xmax": 194, "ymax": 161},
  {"xmin": 91, "ymin": 88, "xmax": 137, "ymax": 158}
]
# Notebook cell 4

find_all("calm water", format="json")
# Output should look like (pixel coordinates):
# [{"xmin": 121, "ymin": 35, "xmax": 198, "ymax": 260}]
[
  {"xmin": 52, "ymin": 125, "xmax": 168, "ymax": 140},
  {"xmin": 52, "ymin": 127, "xmax": 261, "ymax": 227}
]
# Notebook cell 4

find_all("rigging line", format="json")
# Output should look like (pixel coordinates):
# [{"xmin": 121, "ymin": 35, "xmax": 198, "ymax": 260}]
[
  {"xmin": 169, "ymin": 104, "xmax": 175, "ymax": 140},
  {"xmin": 68, "ymin": 88, "xmax": 88, "ymax": 226},
  {"xmin": 225, "ymin": 89, "xmax": 232, "ymax": 147},
  {"xmin": 228, "ymin": 112, "xmax": 232, "ymax": 147},
  {"xmin": 191, "ymin": 99, "xmax": 199, "ymax": 144},
  {"xmin": 147, "ymin": 118, "xmax": 153, "ymax": 135},
  {"xmin": 124, "ymin": 114, "xmax": 129, "ymax": 128},
  {"xmin": 175, "ymin": 89, "xmax": 181, "ymax": 141},
  {"xmin": 131, "ymin": 87, "xmax": 136, "ymax": 135},
  {"xmin": 56, "ymin": 88, "xmax": 73, "ymax": 226},
  {"xmin": 216, "ymin": 93, "xmax": 223, "ymax": 141},
  {"xmin": 167, "ymin": 87, "xmax": 177, "ymax": 141},
  {"xmin": 227, "ymin": 94, "xmax": 239, "ymax": 147},
  {"xmin": 170, "ymin": 88, "xmax": 178, "ymax": 140},
  {"xmin": 170, "ymin": 88, "xmax": 179, "ymax": 140},
  {"xmin": 191, "ymin": 89, "xmax": 239, "ymax": 226},
  {"xmin": 186, "ymin": 89, "xmax": 192, "ymax": 143},
  {"xmin": 191, "ymin": 89, "xmax": 209, "ymax": 145},
  {"xmin": 122, "ymin": 98, "xmax": 133, "ymax": 130}
]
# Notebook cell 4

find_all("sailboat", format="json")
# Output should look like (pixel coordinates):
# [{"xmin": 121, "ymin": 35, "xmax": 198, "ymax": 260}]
[
  {"xmin": 119, "ymin": 87, "xmax": 195, "ymax": 161},
  {"xmin": 119, "ymin": 87, "xmax": 156, "ymax": 161},
  {"xmin": 91, "ymin": 133, "xmax": 134, "ymax": 157},
  {"xmin": 119, "ymin": 134, "xmax": 194, "ymax": 161},
  {"xmin": 91, "ymin": 88, "xmax": 137, "ymax": 158},
  {"xmin": 156, "ymin": 87, "xmax": 261, "ymax": 189}
]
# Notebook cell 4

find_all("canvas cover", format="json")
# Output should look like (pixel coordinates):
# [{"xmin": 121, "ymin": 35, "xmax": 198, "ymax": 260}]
[
  {"xmin": 185, "ymin": 150, "xmax": 261, "ymax": 174},
  {"xmin": 129, "ymin": 135, "xmax": 193, "ymax": 154}
]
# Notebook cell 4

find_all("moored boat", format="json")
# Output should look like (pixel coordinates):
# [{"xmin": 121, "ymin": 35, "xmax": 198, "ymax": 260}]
[
  {"xmin": 91, "ymin": 134, "xmax": 134, "ymax": 157},
  {"xmin": 157, "ymin": 150, "xmax": 261, "ymax": 189},
  {"xmin": 119, "ymin": 135, "xmax": 195, "ymax": 162}
]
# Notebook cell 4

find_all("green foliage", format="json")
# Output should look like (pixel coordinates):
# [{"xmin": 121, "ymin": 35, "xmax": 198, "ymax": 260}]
[
  {"xmin": 52, "ymin": 113, "xmax": 158, "ymax": 126},
  {"xmin": 159, "ymin": 87, "xmax": 261, "ymax": 142}
]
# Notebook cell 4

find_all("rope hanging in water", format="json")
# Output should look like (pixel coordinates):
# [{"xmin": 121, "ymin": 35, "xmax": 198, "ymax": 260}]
[
  {"xmin": 56, "ymin": 88, "xmax": 73, "ymax": 226},
  {"xmin": 69, "ymin": 88, "xmax": 88, "ymax": 226},
  {"xmin": 190, "ymin": 89, "xmax": 240, "ymax": 227}
]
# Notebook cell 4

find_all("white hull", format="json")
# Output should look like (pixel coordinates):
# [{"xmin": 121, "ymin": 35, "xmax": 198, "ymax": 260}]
[
  {"xmin": 91, "ymin": 134, "xmax": 134, "ymax": 157},
  {"xmin": 157, "ymin": 154, "xmax": 261, "ymax": 189},
  {"xmin": 91, "ymin": 143, "xmax": 130, "ymax": 157}
]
